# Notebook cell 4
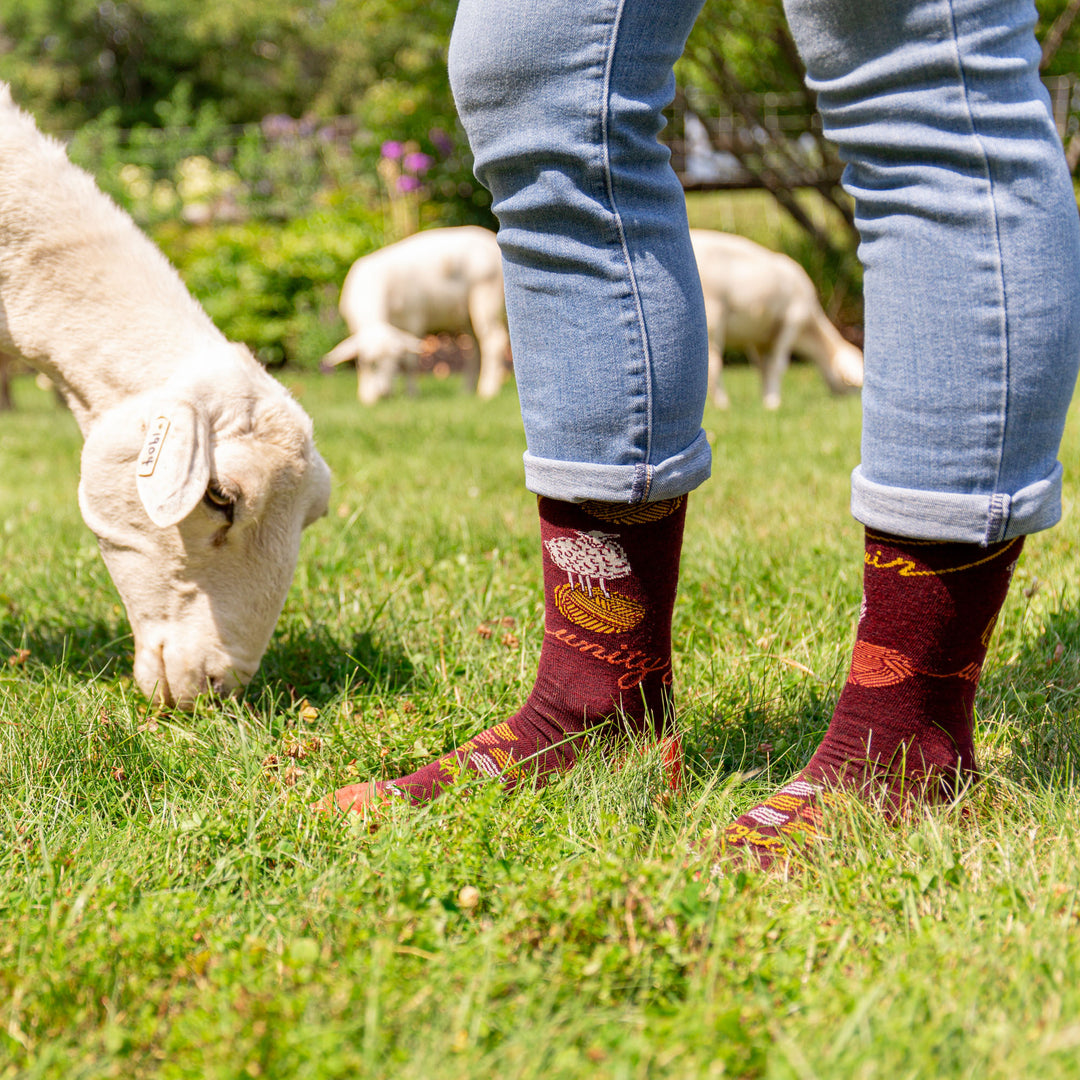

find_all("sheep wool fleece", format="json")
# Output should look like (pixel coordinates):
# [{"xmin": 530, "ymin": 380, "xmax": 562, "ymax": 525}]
[
  {"xmin": 722, "ymin": 529, "xmax": 1024, "ymax": 867},
  {"xmin": 359, "ymin": 494, "xmax": 687, "ymax": 807}
]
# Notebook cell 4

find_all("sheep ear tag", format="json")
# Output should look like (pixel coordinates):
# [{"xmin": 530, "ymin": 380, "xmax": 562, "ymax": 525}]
[
  {"xmin": 137, "ymin": 416, "xmax": 171, "ymax": 478},
  {"xmin": 135, "ymin": 404, "xmax": 211, "ymax": 528}
]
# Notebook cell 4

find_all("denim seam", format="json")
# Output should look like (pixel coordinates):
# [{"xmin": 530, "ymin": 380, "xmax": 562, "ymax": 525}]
[
  {"xmin": 600, "ymin": 0, "xmax": 654, "ymax": 471},
  {"xmin": 631, "ymin": 464, "xmax": 652, "ymax": 503},
  {"xmin": 984, "ymin": 493, "xmax": 1010, "ymax": 544},
  {"xmin": 945, "ymin": 0, "xmax": 1012, "ymax": 507}
]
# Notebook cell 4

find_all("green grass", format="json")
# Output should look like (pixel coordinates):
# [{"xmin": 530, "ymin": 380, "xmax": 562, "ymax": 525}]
[{"xmin": 2, "ymin": 364, "xmax": 1080, "ymax": 1078}]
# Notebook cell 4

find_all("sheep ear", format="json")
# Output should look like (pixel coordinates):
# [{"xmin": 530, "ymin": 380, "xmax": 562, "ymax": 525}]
[
  {"xmin": 320, "ymin": 333, "xmax": 361, "ymax": 370},
  {"xmin": 390, "ymin": 326, "xmax": 425, "ymax": 354},
  {"xmin": 135, "ymin": 403, "xmax": 211, "ymax": 528}
]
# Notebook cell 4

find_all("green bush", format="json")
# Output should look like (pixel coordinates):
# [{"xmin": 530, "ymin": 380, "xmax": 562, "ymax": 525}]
[
  {"xmin": 152, "ymin": 199, "xmax": 385, "ymax": 369},
  {"xmin": 62, "ymin": 94, "xmax": 492, "ymax": 371}
]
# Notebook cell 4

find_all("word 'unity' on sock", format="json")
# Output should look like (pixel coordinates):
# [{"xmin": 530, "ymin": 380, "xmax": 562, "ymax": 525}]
[
  {"xmin": 328, "ymin": 493, "xmax": 688, "ymax": 814},
  {"xmin": 720, "ymin": 528, "xmax": 1025, "ymax": 868}
]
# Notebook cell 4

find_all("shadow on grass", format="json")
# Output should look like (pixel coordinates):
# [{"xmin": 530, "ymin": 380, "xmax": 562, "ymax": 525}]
[
  {"xmin": 239, "ymin": 625, "xmax": 421, "ymax": 706},
  {"xmin": 0, "ymin": 613, "xmax": 421, "ymax": 708},
  {"xmin": 0, "ymin": 612, "xmax": 130, "ymax": 681},
  {"xmin": 680, "ymin": 679, "xmax": 838, "ymax": 790},
  {"xmin": 982, "ymin": 598, "xmax": 1080, "ymax": 792}
]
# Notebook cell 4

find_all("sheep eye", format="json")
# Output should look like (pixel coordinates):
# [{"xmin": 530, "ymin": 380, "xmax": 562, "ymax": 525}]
[{"xmin": 204, "ymin": 482, "xmax": 235, "ymax": 522}]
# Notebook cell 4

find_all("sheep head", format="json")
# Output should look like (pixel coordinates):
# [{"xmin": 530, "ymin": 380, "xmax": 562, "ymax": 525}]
[
  {"xmin": 321, "ymin": 323, "xmax": 424, "ymax": 405},
  {"xmin": 820, "ymin": 339, "xmax": 865, "ymax": 395},
  {"xmin": 76, "ymin": 358, "xmax": 331, "ymax": 709}
]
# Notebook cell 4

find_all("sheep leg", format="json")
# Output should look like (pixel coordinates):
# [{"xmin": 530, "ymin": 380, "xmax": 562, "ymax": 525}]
[
  {"xmin": 470, "ymin": 282, "xmax": 510, "ymax": 399},
  {"xmin": 458, "ymin": 336, "xmax": 481, "ymax": 395},
  {"xmin": 475, "ymin": 326, "xmax": 510, "ymax": 399},
  {"xmin": 0, "ymin": 352, "xmax": 12, "ymax": 411},
  {"xmin": 759, "ymin": 320, "xmax": 798, "ymax": 410},
  {"xmin": 403, "ymin": 351, "xmax": 420, "ymax": 397},
  {"xmin": 705, "ymin": 308, "xmax": 729, "ymax": 409}
]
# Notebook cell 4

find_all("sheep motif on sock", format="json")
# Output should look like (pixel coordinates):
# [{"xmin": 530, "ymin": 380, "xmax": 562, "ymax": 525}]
[{"xmin": 545, "ymin": 529, "xmax": 645, "ymax": 634}]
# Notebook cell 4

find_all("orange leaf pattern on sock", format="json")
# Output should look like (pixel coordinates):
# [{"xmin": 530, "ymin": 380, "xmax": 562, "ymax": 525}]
[
  {"xmin": 552, "ymin": 581, "xmax": 645, "ymax": 633},
  {"xmin": 579, "ymin": 496, "xmax": 685, "ymax": 525},
  {"xmin": 722, "ymin": 780, "xmax": 847, "ymax": 860}
]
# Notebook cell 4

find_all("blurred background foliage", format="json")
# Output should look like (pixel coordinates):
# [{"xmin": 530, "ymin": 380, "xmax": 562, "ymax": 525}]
[
  {"xmin": 0, "ymin": 0, "xmax": 1077, "ymax": 367},
  {"xmin": 0, "ymin": 0, "xmax": 489, "ymax": 365}
]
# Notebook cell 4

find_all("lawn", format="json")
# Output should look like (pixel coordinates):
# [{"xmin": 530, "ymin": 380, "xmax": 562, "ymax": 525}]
[{"xmin": 2, "ymin": 363, "xmax": 1080, "ymax": 1078}]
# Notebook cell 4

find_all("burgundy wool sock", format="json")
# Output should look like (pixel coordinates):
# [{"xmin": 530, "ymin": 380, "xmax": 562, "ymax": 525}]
[
  {"xmin": 330, "ymin": 494, "xmax": 688, "ymax": 812},
  {"xmin": 721, "ymin": 528, "xmax": 1024, "ymax": 867}
]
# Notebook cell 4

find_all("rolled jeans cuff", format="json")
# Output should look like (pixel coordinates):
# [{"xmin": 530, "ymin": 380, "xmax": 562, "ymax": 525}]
[
  {"xmin": 850, "ymin": 462, "xmax": 1064, "ymax": 545},
  {"xmin": 523, "ymin": 429, "xmax": 712, "ymax": 504}
]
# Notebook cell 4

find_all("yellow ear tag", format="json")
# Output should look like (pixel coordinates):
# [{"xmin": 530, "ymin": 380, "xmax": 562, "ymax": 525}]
[{"xmin": 137, "ymin": 416, "xmax": 171, "ymax": 477}]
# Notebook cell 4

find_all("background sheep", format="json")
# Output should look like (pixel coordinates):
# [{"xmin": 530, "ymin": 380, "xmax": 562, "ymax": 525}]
[
  {"xmin": 321, "ymin": 225, "xmax": 510, "ymax": 404},
  {"xmin": 0, "ymin": 82, "xmax": 332, "ymax": 708},
  {"xmin": 690, "ymin": 228, "xmax": 864, "ymax": 409}
]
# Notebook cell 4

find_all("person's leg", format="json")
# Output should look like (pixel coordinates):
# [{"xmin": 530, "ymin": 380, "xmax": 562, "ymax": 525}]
[
  {"xmin": 328, "ymin": 0, "xmax": 710, "ymax": 813},
  {"xmin": 722, "ymin": 0, "xmax": 1080, "ymax": 864}
]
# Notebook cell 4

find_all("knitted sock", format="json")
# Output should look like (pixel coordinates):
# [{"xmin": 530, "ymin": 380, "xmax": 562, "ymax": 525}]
[
  {"xmin": 721, "ymin": 529, "xmax": 1024, "ymax": 867},
  {"xmin": 329, "ymin": 494, "xmax": 687, "ymax": 813}
]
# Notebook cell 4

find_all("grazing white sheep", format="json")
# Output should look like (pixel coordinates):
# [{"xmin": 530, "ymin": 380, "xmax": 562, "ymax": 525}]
[
  {"xmin": 0, "ymin": 83, "xmax": 332, "ymax": 708},
  {"xmin": 321, "ymin": 226, "xmax": 510, "ymax": 404},
  {"xmin": 689, "ymin": 229, "xmax": 864, "ymax": 410}
]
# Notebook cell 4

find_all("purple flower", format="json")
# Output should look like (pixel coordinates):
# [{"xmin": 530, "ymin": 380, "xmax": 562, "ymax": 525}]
[
  {"xmin": 428, "ymin": 128, "xmax": 454, "ymax": 156},
  {"xmin": 396, "ymin": 174, "xmax": 422, "ymax": 193},
  {"xmin": 262, "ymin": 114, "xmax": 296, "ymax": 138},
  {"xmin": 380, "ymin": 140, "xmax": 405, "ymax": 161},
  {"xmin": 402, "ymin": 151, "xmax": 433, "ymax": 175}
]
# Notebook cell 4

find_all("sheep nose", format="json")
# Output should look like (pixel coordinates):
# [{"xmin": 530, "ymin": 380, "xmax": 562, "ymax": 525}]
[
  {"xmin": 165, "ymin": 670, "xmax": 247, "ymax": 711},
  {"xmin": 207, "ymin": 661, "xmax": 256, "ymax": 699},
  {"xmin": 134, "ymin": 637, "xmax": 257, "ymax": 709},
  {"xmin": 208, "ymin": 673, "xmax": 243, "ymax": 697}
]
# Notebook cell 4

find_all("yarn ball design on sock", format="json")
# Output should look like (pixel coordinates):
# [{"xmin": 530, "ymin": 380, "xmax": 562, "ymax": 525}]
[{"xmin": 545, "ymin": 529, "xmax": 646, "ymax": 633}]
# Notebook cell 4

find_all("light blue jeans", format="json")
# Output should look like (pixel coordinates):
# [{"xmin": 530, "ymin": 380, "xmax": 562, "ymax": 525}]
[
  {"xmin": 448, "ymin": 0, "xmax": 712, "ymax": 504},
  {"xmin": 449, "ymin": 0, "xmax": 1080, "ymax": 543}
]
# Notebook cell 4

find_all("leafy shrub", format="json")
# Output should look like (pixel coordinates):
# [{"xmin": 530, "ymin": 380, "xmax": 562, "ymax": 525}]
[
  {"xmin": 63, "ymin": 93, "xmax": 492, "ymax": 370},
  {"xmin": 152, "ymin": 198, "xmax": 384, "ymax": 369}
]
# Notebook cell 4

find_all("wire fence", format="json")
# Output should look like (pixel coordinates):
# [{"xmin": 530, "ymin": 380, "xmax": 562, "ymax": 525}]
[{"xmin": 60, "ymin": 77, "xmax": 1080, "ymax": 231}]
